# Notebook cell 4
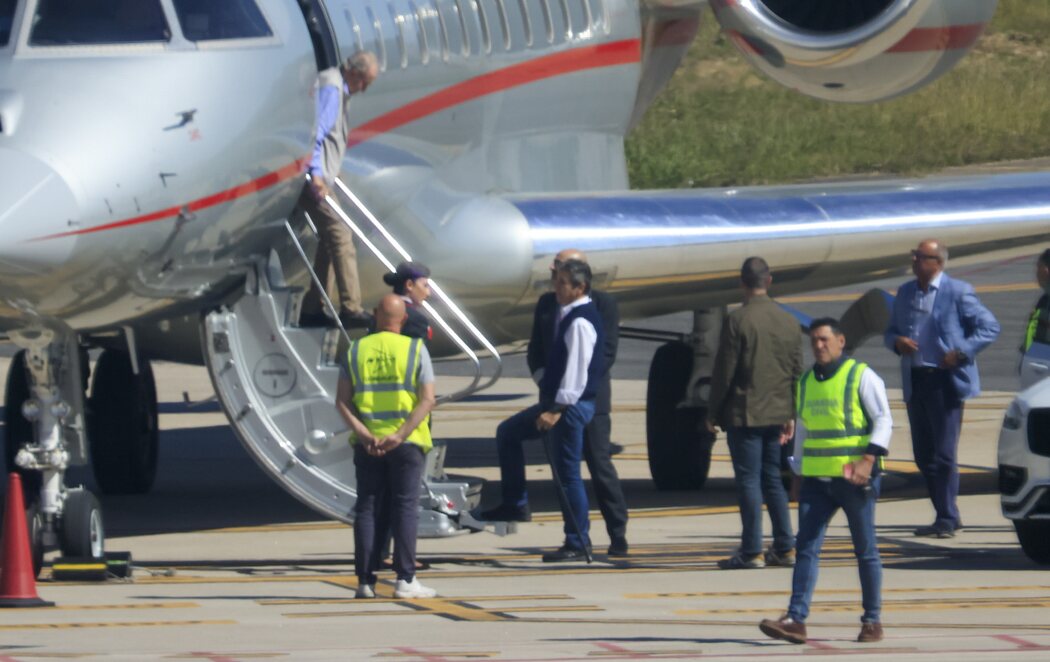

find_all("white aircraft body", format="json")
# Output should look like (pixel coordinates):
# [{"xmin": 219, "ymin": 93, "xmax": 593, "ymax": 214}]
[{"xmin": 1, "ymin": 0, "xmax": 1046, "ymax": 565}]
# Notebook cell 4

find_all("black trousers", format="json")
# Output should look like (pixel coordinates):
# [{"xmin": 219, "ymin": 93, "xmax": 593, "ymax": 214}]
[
  {"xmin": 353, "ymin": 443, "xmax": 425, "ymax": 583},
  {"xmin": 583, "ymin": 411, "xmax": 629, "ymax": 540}
]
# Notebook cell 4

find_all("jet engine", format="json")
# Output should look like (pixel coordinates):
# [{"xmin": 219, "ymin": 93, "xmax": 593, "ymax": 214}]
[{"xmin": 711, "ymin": 0, "xmax": 998, "ymax": 103}]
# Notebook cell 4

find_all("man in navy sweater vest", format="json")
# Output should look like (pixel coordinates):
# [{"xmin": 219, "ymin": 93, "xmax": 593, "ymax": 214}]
[{"xmin": 481, "ymin": 259, "xmax": 605, "ymax": 562}]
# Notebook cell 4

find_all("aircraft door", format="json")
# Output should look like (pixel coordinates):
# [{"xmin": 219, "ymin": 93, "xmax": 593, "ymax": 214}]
[{"xmin": 297, "ymin": 0, "xmax": 340, "ymax": 71}]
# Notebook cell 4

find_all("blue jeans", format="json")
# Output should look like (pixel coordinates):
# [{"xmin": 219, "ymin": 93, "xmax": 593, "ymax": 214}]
[
  {"xmin": 726, "ymin": 426, "xmax": 794, "ymax": 556},
  {"xmin": 495, "ymin": 400, "xmax": 595, "ymax": 550},
  {"xmin": 788, "ymin": 476, "xmax": 882, "ymax": 624}
]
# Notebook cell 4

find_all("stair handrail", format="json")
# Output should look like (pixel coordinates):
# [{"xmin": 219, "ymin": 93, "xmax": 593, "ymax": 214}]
[{"xmin": 293, "ymin": 176, "xmax": 501, "ymax": 404}]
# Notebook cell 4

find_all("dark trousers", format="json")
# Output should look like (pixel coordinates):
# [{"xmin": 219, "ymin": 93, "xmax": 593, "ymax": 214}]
[
  {"xmin": 726, "ymin": 426, "xmax": 795, "ymax": 556},
  {"xmin": 353, "ymin": 443, "xmax": 425, "ymax": 583},
  {"xmin": 906, "ymin": 369, "xmax": 964, "ymax": 529},
  {"xmin": 496, "ymin": 401, "xmax": 595, "ymax": 550},
  {"xmin": 583, "ymin": 411, "xmax": 629, "ymax": 540}
]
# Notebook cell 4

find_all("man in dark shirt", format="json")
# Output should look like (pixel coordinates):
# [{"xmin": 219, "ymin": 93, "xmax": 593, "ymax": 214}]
[
  {"xmin": 1021, "ymin": 249, "xmax": 1050, "ymax": 356},
  {"xmin": 526, "ymin": 249, "xmax": 629, "ymax": 556},
  {"xmin": 707, "ymin": 257, "xmax": 802, "ymax": 569}
]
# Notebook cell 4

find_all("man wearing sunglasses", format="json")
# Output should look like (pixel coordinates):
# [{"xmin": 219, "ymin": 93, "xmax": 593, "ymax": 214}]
[{"xmin": 884, "ymin": 239, "xmax": 999, "ymax": 538}]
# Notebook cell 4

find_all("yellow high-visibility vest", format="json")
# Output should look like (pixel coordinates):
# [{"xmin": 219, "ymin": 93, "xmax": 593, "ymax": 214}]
[
  {"xmin": 796, "ymin": 358, "xmax": 881, "ymax": 477},
  {"xmin": 1025, "ymin": 305, "xmax": 1040, "ymax": 353},
  {"xmin": 347, "ymin": 332, "xmax": 431, "ymax": 452}
]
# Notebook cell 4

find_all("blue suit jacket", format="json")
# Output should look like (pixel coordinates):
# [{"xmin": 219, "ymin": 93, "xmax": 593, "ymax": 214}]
[{"xmin": 884, "ymin": 273, "xmax": 1000, "ymax": 402}]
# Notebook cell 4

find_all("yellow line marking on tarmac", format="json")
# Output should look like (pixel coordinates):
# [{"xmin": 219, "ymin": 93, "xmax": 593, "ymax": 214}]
[
  {"xmin": 678, "ymin": 595, "xmax": 1050, "ymax": 615},
  {"xmin": 0, "ymin": 620, "xmax": 236, "ymax": 631},
  {"xmin": 283, "ymin": 594, "xmax": 602, "ymax": 622},
  {"xmin": 260, "ymin": 594, "xmax": 570, "ymax": 606},
  {"xmin": 4, "ymin": 602, "xmax": 198, "ymax": 611},
  {"xmin": 629, "ymin": 585, "xmax": 1050, "ymax": 599}
]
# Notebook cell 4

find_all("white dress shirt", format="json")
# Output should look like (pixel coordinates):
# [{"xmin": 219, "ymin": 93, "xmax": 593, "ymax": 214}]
[{"xmin": 554, "ymin": 296, "xmax": 597, "ymax": 407}]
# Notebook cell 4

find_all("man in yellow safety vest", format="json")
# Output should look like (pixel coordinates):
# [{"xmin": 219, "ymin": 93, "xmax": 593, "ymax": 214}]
[
  {"xmin": 759, "ymin": 317, "xmax": 893, "ymax": 645},
  {"xmin": 336, "ymin": 294, "xmax": 437, "ymax": 599},
  {"xmin": 1021, "ymin": 249, "xmax": 1050, "ymax": 356}
]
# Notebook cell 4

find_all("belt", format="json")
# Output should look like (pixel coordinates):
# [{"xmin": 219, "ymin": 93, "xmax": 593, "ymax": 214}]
[{"xmin": 911, "ymin": 366, "xmax": 945, "ymax": 376}]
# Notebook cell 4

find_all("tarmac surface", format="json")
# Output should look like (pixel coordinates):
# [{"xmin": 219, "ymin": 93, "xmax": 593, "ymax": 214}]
[{"xmin": 2, "ymin": 249, "xmax": 1049, "ymax": 660}]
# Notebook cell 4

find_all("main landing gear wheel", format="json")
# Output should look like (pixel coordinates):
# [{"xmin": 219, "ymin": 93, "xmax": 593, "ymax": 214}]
[
  {"xmin": 26, "ymin": 502, "xmax": 45, "ymax": 578},
  {"xmin": 60, "ymin": 488, "xmax": 105, "ymax": 558},
  {"xmin": 646, "ymin": 341, "xmax": 715, "ymax": 490},
  {"xmin": 1014, "ymin": 520, "xmax": 1050, "ymax": 565},
  {"xmin": 88, "ymin": 350, "xmax": 159, "ymax": 495},
  {"xmin": 4, "ymin": 351, "xmax": 41, "ymax": 497}
]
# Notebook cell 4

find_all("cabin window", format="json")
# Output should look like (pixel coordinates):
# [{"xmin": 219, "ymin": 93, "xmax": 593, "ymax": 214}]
[
  {"xmin": 431, "ymin": 0, "xmax": 450, "ymax": 61},
  {"xmin": 391, "ymin": 5, "xmax": 408, "ymax": 69},
  {"xmin": 451, "ymin": 0, "xmax": 471, "ymax": 55},
  {"xmin": 29, "ymin": 0, "xmax": 170, "ymax": 46},
  {"xmin": 366, "ymin": 6, "xmax": 387, "ymax": 71},
  {"xmin": 344, "ymin": 6, "xmax": 364, "ymax": 52},
  {"xmin": 517, "ymin": 0, "xmax": 532, "ymax": 47},
  {"xmin": 171, "ymin": 0, "xmax": 271, "ymax": 42},
  {"xmin": 473, "ymin": 0, "xmax": 491, "ymax": 54}
]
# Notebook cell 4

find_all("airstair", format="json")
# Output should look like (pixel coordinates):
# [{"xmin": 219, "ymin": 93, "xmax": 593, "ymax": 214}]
[{"xmin": 201, "ymin": 178, "xmax": 508, "ymax": 537}]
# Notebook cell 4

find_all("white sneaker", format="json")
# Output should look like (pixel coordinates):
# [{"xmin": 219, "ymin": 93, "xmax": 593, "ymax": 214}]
[
  {"xmin": 393, "ymin": 578, "xmax": 436, "ymax": 599},
  {"xmin": 355, "ymin": 583, "xmax": 375, "ymax": 599}
]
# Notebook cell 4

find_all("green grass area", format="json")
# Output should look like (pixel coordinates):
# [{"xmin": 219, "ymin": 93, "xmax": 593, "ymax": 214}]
[{"xmin": 626, "ymin": 0, "xmax": 1050, "ymax": 189}]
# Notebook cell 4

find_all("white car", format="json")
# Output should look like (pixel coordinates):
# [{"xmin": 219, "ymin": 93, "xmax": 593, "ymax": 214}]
[{"xmin": 998, "ymin": 372, "xmax": 1050, "ymax": 565}]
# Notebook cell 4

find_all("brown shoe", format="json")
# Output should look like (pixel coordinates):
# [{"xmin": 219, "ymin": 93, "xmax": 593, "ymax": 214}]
[
  {"xmin": 759, "ymin": 615, "xmax": 807, "ymax": 644},
  {"xmin": 857, "ymin": 622, "xmax": 883, "ymax": 642}
]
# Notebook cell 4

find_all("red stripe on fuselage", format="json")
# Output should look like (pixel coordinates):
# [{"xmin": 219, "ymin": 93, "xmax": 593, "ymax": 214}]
[
  {"xmin": 889, "ymin": 24, "xmax": 986, "ymax": 53},
  {"xmin": 33, "ymin": 158, "xmax": 311, "ymax": 242},
  {"xmin": 347, "ymin": 39, "xmax": 641, "ymax": 149},
  {"xmin": 33, "ymin": 40, "xmax": 641, "ymax": 242}
]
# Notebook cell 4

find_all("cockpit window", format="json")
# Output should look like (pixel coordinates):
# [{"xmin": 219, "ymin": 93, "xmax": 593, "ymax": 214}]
[
  {"xmin": 172, "ymin": 0, "xmax": 272, "ymax": 42},
  {"xmin": 30, "ymin": 0, "xmax": 169, "ymax": 46},
  {"xmin": 0, "ymin": 0, "xmax": 16, "ymax": 47}
]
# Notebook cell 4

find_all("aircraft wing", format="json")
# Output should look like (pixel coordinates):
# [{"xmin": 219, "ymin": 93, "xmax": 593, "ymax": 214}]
[{"xmin": 504, "ymin": 170, "xmax": 1050, "ymax": 321}]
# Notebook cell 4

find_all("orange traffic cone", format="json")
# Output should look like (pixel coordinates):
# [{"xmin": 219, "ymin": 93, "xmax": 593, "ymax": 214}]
[{"xmin": 0, "ymin": 473, "xmax": 53, "ymax": 607}]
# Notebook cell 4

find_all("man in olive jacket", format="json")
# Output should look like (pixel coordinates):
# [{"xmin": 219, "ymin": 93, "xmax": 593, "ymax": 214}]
[{"xmin": 707, "ymin": 257, "xmax": 803, "ymax": 569}]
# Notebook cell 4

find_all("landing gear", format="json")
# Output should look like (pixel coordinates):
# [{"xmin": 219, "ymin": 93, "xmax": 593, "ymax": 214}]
[
  {"xmin": 4, "ymin": 351, "xmax": 39, "ymax": 497},
  {"xmin": 88, "ymin": 350, "xmax": 159, "ymax": 495},
  {"xmin": 646, "ymin": 341, "xmax": 715, "ymax": 490},
  {"xmin": 1014, "ymin": 520, "xmax": 1050, "ymax": 565},
  {"xmin": 60, "ymin": 489, "xmax": 104, "ymax": 558},
  {"xmin": 6, "ymin": 329, "xmax": 106, "ymax": 573}
]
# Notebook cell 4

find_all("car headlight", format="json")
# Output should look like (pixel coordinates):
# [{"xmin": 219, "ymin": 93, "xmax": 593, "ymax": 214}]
[{"xmin": 1003, "ymin": 401, "xmax": 1024, "ymax": 431}]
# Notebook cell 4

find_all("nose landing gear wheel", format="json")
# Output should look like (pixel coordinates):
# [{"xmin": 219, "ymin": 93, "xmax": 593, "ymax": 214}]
[
  {"xmin": 26, "ymin": 503, "xmax": 44, "ymax": 578},
  {"xmin": 60, "ymin": 489, "xmax": 104, "ymax": 559}
]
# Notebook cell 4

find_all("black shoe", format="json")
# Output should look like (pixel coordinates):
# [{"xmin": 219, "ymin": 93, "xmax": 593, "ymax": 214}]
[
  {"xmin": 298, "ymin": 312, "xmax": 332, "ymax": 328},
  {"xmin": 339, "ymin": 310, "xmax": 374, "ymax": 329},
  {"xmin": 478, "ymin": 503, "xmax": 531, "ymax": 522},
  {"xmin": 542, "ymin": 545, "xmax": 591, "ymax": 563},
  {"xmin": 914, "ymin": 523, "xmax": 956, "ymax": 538},
  {"xmin": 607, "ymin": 537, "xmax": 629, "ymax": 557}
]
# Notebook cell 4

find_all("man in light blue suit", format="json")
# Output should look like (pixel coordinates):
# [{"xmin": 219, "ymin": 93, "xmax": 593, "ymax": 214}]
[{"xmin": 885, "ymin": 239, "xmax": 1000, "ymax": 538}]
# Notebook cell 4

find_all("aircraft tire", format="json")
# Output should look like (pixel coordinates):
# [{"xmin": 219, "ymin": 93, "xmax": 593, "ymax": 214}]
[
  {"xmin": 646, "ymin": 341, "xmax": 714, "ymax": 490},
  {"xmin": 26, "ymin": 502, "xmax": 45, "ymax": 577},
  {"xmin": 60, "ymin": 488, "xmax": 104, "ymax": 559},
  {"xmin": 4, "ymin": 351, "xmax": 41, "ymax": 499},
  {"xmin": 88, "ymin": 350, "xmax": 159, "ymax": 495},
  {"xmin": 1014, "ymin": 520, "xmax": 1050, "ymax": 565}
]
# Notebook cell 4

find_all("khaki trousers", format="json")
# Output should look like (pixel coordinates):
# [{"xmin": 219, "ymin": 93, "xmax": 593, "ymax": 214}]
[{"xmin": 298, "ymin": 184, "xmax": 363, "ymax": 316}]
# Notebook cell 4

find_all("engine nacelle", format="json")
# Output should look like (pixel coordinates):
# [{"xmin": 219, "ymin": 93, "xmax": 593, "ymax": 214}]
[{"xmin": 711, "ymin": 0, "xmax": 998, "ymax": 103}]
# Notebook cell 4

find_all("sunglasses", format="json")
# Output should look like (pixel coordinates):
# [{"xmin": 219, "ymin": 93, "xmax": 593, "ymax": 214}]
[{"xmin": 911, "ymin": 250, "xmax": 940, "ymax": 262}]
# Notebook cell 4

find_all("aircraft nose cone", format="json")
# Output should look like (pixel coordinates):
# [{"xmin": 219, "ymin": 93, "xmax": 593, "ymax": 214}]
[{"xmin": 0, "ymin": 148, "xmax": 79, "ymax": 272}]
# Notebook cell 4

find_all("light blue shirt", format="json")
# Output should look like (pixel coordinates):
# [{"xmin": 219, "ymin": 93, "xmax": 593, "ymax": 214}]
[
  {"xmin": 908, "ymin": 270, "xmax": 945, "ymax": 368},
  {"xmin": 308, "ymin": 81, "xmax": 349, "ymax": 180}
]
